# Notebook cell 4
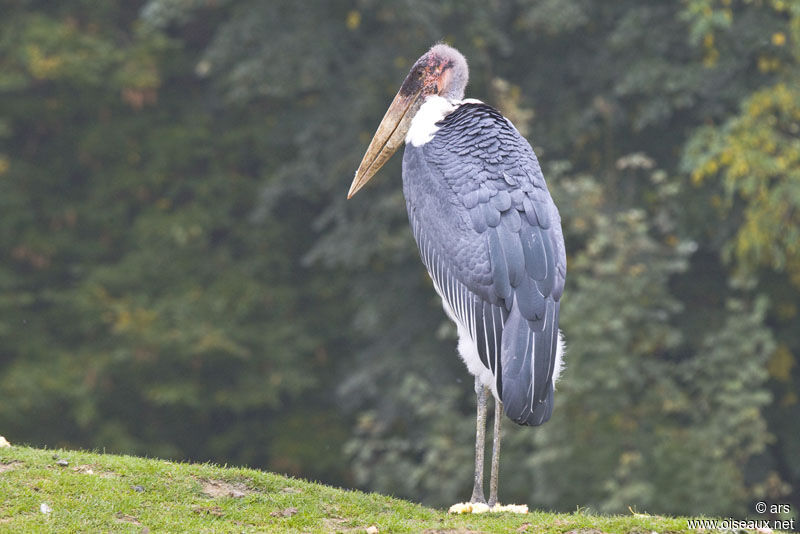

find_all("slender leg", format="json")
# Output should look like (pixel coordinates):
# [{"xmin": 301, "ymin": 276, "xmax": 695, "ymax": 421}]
[
  {"xmin": 488, "ymin": 397, "xmax": 503, "ymax": 507},
  {"xmin": 469, "ymin": 380, "xmax": 488, "ymax": 504}
]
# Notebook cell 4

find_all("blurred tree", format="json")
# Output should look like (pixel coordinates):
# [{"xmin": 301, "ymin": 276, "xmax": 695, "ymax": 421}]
[
  {"xmin": 0, "ymin": 0, "xmax": 352, "ymax": 482},
  {"xmin": 0, "ymin": 0, "xmax": 795, "ymax": 517},
  {"xmin": 681, "ymin": 0, "xmax": 800, "ymax": 512}
]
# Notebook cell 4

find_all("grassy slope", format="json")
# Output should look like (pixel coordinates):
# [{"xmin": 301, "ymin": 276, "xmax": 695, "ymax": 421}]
[{"xmin": 2, "ymin": 446, "xmax": 700, "ymax": 533}]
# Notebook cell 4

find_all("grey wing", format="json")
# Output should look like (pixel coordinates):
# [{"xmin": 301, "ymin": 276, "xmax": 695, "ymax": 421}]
[{"xmin": 403, "ymin": 103, "xmax": 566, "ymax": 426}]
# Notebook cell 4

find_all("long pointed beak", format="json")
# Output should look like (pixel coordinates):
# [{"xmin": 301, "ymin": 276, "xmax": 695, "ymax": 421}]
[{"xmin": 348, "ymin": 88, "xmax": 423, "ymax": 199}]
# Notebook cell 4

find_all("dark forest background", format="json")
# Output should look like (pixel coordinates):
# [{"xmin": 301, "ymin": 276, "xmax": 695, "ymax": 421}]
[{"xmin": 1, "ymin": 0, "xmax": 798, "ymax": 520}]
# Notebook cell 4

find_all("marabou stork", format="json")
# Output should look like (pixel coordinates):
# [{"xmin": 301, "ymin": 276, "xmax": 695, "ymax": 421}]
[{"xmin": 347, "ymin": 44, "xmax": 566, "ymax": 509}]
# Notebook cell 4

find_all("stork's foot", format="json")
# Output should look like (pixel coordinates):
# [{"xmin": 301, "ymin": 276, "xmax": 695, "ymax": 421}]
[
  {"xmin": 469, "ymin": 488, "xmax": 486, "ymax": 505},
  {"xmin": 448, "ymin": 502, "xmax": 529, "ymax": 514},
  {"xmin": 449, "ymin": 502, "xmax": 490, "ymax": 514},
  {"xmin": 490, "ymin": 503, "xmax": 529, "ymax": 514}
]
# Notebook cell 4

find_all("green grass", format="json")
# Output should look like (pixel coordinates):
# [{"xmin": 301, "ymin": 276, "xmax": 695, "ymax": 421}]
[{"xmin": 0, "ymin": 445, "xmax": 708, "ymax": 533}]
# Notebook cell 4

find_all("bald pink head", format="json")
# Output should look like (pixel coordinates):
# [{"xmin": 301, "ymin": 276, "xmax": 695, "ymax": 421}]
[{"xmin": 398, "ymin": 43, "xmax": 470, "ymax": 101}]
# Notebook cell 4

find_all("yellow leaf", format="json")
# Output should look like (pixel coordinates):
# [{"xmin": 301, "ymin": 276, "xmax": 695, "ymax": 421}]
[
  {"xmin": 767, "ymin": 345, "xmax": 795, "ymax": 382},
  {"xmin": 345, "ymin": 10, "xmax": 361, "ymax": 31},
  {"xmin": 26, "ymin": 45, "xmax": 63, "ymax": 79}
]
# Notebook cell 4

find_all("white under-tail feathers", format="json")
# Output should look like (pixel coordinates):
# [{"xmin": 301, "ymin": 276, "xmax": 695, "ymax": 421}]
[{"xmin": 554, "ymin": 329, "xmax": 565, "ymax": 386}]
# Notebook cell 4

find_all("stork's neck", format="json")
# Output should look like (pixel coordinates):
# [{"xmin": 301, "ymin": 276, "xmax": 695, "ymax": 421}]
[{"xmin": 405, "ymin": 95, "xmax": 483, "ymax": 147}]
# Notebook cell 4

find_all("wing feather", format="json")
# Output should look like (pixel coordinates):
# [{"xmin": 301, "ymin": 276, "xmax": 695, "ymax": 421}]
[{"xmin": 402, "ymin": 102, "xmax": 566, "ymax": 426}]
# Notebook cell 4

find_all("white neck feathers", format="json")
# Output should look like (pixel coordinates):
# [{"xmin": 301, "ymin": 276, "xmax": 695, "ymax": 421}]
[{"xmin": 405, "ymin": 96, "xmax": 484, "ymax": 147}]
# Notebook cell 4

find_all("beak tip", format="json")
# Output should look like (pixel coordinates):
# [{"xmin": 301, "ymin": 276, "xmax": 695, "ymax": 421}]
[{"xmin": 348, "ymin": 88, "xmax": 418, "ymax": 201}]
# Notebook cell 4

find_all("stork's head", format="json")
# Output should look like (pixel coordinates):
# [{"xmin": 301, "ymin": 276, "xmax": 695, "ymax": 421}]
[{"xmin": 347, "ymin": 44, "xmax": 468, "ymax": 198}]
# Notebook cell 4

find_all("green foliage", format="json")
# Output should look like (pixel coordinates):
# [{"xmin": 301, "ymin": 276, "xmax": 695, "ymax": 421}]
[
  {"xmin": 0, "ymin": 0, "xmax": 797, "ymax": 519},
  {"xmin": 685, "ymin": 83, "xmax": 800, "ymax": 280},
  {"xmin": 0, "ymin": 1, "xmax": 351, "ymax": 482},
  {"xmin": 679, "ymin": 1, "xmax": 800, "ymax": 513}
]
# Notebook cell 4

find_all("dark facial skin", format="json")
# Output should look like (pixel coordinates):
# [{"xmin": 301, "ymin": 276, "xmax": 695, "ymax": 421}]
[{"xmin": 398, "ymin": 53, "xmax": 455, "ymax": 98}]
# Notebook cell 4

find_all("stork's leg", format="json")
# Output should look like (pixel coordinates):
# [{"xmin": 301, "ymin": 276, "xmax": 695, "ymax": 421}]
[
  {"xmin": 488, "ymin": 397, "xmax": 503, "ymax": 507},
  {"xmin": 469, "ymin": 380, "xmax": 488, "ymax": 504}
]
